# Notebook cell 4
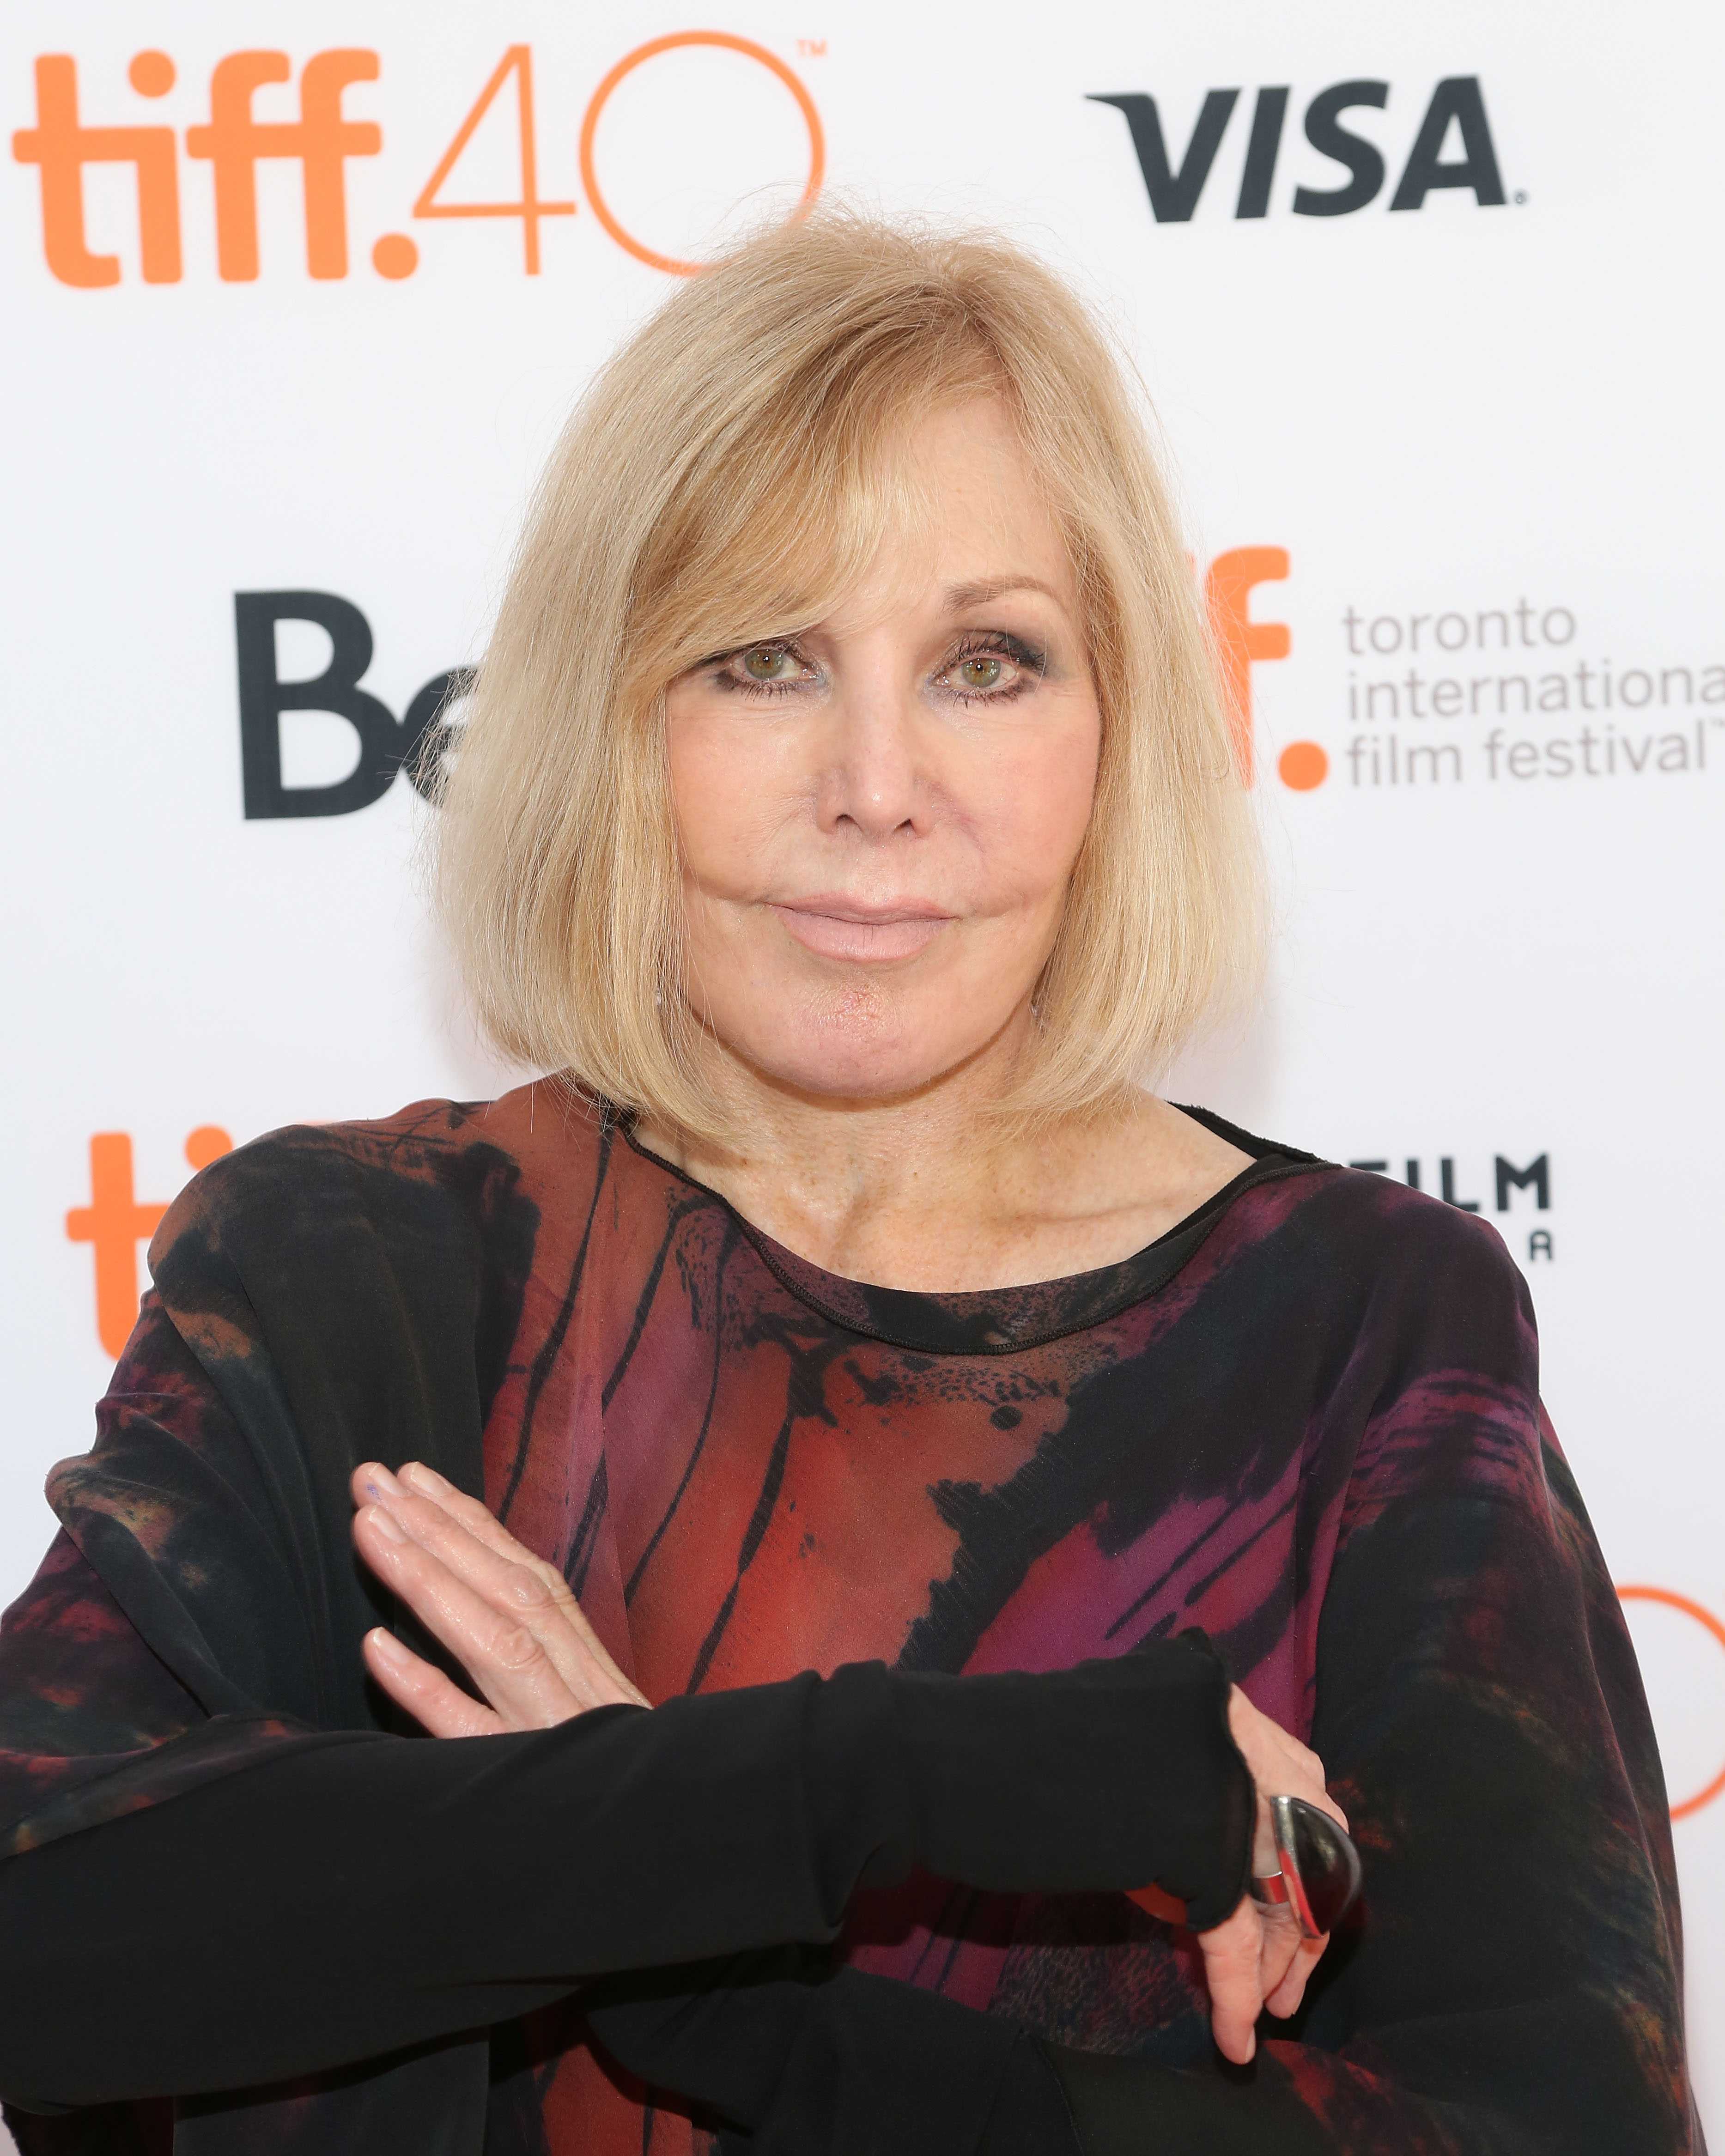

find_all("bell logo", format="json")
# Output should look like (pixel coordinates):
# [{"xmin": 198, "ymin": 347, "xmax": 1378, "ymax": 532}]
[
  {"xmin": 235, "ymin": 592, "xmax": 472, "ymax": 819},
  {"xmin": 1090, "ymin": 77, "xmax": 1506, "ymax": 223}
]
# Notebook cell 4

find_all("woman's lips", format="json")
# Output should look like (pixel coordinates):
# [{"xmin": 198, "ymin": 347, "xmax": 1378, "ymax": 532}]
[{"xmin": 769, "ymin": 899, "xmax": 954, "ymax": 963}]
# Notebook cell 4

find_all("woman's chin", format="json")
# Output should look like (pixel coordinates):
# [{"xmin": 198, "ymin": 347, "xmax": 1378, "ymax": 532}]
[
  {"xmin": 720, "ymin": 1035, "xmax": 982, "ymax": 1109},
  {"xmin": 696, "ymin": 984, "xmax": 1034, "ymax": 1111}
]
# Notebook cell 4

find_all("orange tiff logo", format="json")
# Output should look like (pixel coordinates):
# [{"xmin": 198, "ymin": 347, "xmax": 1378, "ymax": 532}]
[
  {"xmin": 1204, "ymin": 546, "xmax": 1329, "ymax": 790},
  {"xmin": 66, "ymin": 1127, "xmax": 232, "ymax": 1356},
  {"xmin": 10, "ymin": 35, "xmax": 823, "ymax": 286}
]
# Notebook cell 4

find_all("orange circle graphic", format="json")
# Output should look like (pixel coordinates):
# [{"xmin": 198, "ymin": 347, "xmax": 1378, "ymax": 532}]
[
  {"xmin": 372, "ymin": 233, "xmax": 419, "ymax": 279},
  {"xmin": 1617, "ymin": 1585, "xmax": 1725, "ymax": 1817},
  {"xmin": 184, "ymin": 1125, "xmax": 233, "ymax": 1171},
  {"xmin": 579, "ymin": 32, "xmax": 825, "ymax": 276},
  {"xmin": 128, "ymin": 50, "xmax": 176, "ymax": 97},
  {"xmin": 1278, "ymin": 741, "xmax": 1329, "ymax": 791}
]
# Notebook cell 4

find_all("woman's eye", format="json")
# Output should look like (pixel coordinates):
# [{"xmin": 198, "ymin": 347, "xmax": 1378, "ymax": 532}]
[
  {"xmin": 954, "ymin": 654, "xmax": 1003, "ymax": 691},
  {"xmin": 740, "ymin": 644, "xmax": 799, "ymax": 683},
  {"xmin": 940, "ymin": 642, "xmax": 1039, "ymax": 698}
]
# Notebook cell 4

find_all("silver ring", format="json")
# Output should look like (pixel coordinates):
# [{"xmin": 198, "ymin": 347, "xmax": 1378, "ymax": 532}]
[{"xmin": 1251, "ymin": 1795, "xmax": 1364, "ymax": 1938}]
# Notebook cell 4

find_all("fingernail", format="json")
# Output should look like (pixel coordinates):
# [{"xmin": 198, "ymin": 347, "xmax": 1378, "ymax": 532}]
[
  {"xmin": 362, "ymin": 1463, "xmax": 402, "ymax": 1500},
  {"xmin": 401, "ymin": 1462, "xmax": 449, "ymax": 1496},
  {"xmin": 364, "ymin": 1503, "xmax": 406, "ymax": 1544},
  {"xmin": 368, "ymin": 1628, "xmax": 410, "ymax": 1666}
]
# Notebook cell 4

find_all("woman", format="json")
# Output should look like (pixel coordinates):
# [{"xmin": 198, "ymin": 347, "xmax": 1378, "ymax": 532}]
[{"xmin": 0, "ymin": 215, "xmax": 1698, "ymax": 2154}]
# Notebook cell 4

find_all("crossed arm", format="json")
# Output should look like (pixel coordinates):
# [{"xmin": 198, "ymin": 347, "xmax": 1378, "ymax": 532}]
[{"xmin": 350, "ymin": 1457, "xmax": 1345, "ymax": 2068}]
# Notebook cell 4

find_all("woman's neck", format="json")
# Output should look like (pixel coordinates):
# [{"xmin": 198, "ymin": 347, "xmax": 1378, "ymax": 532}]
[{"xmin": 634, "ymin": 1031, "xmax": 1251, "ymax": 1293}]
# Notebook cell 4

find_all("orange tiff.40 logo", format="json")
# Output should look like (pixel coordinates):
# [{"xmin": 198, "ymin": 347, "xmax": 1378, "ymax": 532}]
[{"xmin": 11, "ymin": 35, "xmax": 823, "ymax": 286}]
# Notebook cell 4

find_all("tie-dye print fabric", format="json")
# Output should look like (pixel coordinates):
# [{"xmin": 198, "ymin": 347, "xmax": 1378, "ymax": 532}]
[{"xmin": 0, "ymin": 1087, "xmax": 1701, "ymax": 2153}]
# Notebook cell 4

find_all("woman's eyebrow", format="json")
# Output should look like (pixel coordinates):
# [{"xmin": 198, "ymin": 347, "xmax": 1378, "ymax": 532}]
[{"xmin": 942, "ymin": 576, "xmax": 1063, "ymax": 612}]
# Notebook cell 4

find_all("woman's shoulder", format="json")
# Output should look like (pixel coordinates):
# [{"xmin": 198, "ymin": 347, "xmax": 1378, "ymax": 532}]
[
  {"xmin": 149, "ymin": 1081, "xmax": 612, "ymax": 1283},
  {"xmin": 1232, "ymin": 1148, "xmax": 1539, "ymax": 1394},
  {"xmin": 1163, "ymin": 1137, "xmax": 1543, "ymax": 1438},
  {"xmin": 1177, "ymin": 1107, "xmax": 1534, "ymax": 1334},
  {"xmin": 1302, "ymin": 1158, "xmax": 1528, "ymax": 1288}
]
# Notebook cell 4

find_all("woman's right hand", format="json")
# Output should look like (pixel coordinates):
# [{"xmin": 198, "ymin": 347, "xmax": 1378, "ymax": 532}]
[
  {"xmin": 350, "ymin": 1460, "xmax": 648, "ymax": 1734},
  {"xmin": 1193, "ymin": 1688, "xmax": 1349, "ymax": 2064}
]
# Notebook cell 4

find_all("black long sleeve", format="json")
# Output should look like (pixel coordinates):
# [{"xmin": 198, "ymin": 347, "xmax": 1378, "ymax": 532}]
[
  {"xmin": 0, "ymin": 1643, "xmax": 1249, "ymax": 2109},
  {"xmin": 580, "ymin": 1944, "xmax": 1333, "ymax": 2156},
  {"xmin": 582, "ymin": 1957, "xmax": 1065, "ymax": 2156},
  {"xmin": 577, "ymin": 1948, "xmax": 1329, "ymax": 2156},
  {"xmin": 584, "ymin": 1959, "xmax": 1332, "ymax": 2156},
  {"xmin": 586, "ymin": 1958, "xmax": 1083, "ymax": 2156}
]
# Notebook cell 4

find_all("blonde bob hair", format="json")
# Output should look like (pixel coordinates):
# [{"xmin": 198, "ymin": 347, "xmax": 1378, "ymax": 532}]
[{"xmin": 433, "ymin": 210, "xmax": 1261, "ymax": 1141}]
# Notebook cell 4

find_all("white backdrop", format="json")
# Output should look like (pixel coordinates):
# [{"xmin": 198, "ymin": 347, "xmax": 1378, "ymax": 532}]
[{"xmin": 2, "ymin": 0, "xmax": 1720, "ymax": 2132}]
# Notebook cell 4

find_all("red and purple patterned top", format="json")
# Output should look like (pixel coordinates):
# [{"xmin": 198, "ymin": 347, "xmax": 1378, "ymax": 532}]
[{"xmin": 0, "ymin": 1087, "xmax": 1701, "ymax": 2154}]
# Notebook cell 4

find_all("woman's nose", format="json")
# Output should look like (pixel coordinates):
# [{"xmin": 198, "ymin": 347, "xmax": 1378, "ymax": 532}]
[{"xmin": 814, "ymin": 677, "xmax": 933, "ymax": 841}]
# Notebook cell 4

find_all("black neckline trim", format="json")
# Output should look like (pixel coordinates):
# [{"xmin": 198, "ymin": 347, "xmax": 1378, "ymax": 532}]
[{"xmin": 620, "ymin": 1108, "xmax": 1336, "ymax": 1358}]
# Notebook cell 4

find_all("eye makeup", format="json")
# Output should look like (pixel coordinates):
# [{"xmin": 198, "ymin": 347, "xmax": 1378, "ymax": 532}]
[{"xmin": 702, "ymin": 627, "xmax": 1051, "ymax": 706}]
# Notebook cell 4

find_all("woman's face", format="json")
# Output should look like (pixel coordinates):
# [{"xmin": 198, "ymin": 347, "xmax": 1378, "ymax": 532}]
[{"xmin": 664, "ymin": 397, "xmax": 1102, "ymax": 1105}]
